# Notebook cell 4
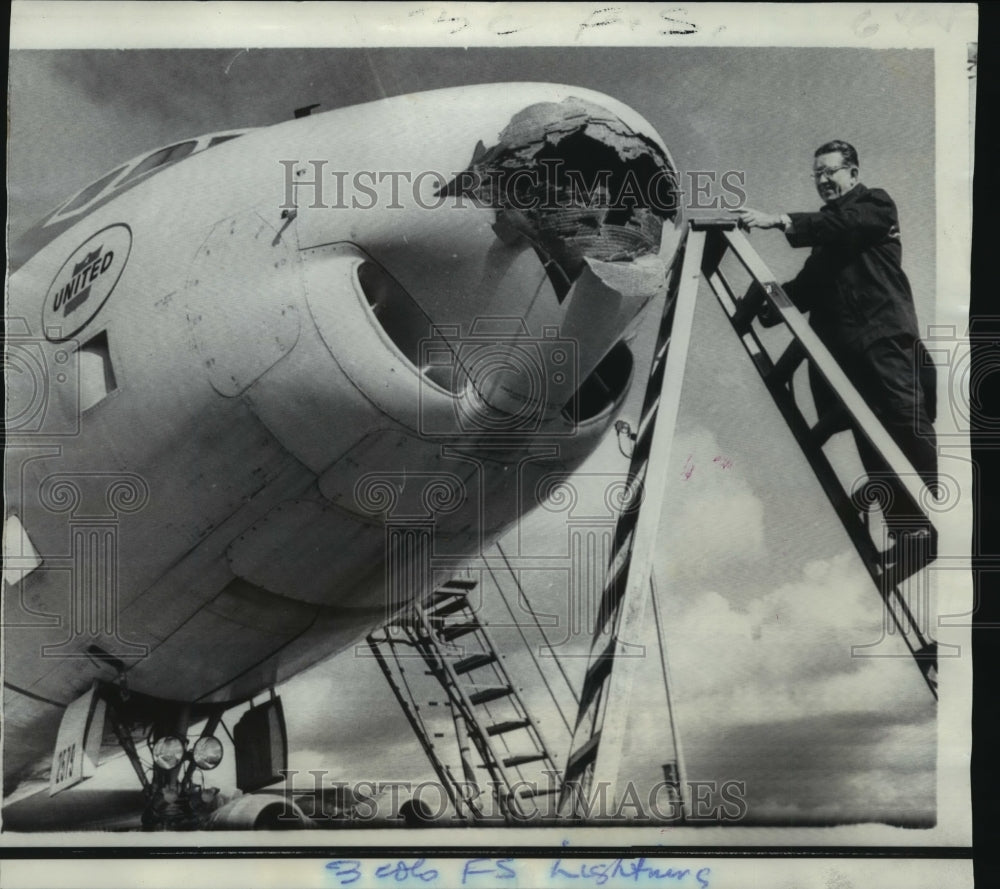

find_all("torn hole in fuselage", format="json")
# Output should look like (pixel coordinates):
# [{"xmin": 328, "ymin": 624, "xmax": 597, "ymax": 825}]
[{"xmin": 438, "ymin": 97, "xmax": 681, "ymax": 302}]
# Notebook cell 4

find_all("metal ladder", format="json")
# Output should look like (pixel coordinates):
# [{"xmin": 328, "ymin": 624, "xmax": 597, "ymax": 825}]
[
  {"xmin": 558, "ymin": 234, "xmax": 699, "ymax": 818},
  {"xmin": 695, "ymin": 216, "xmax": 939, "ymax": 695},
  {"xmin": 558, "ymin": 216, "xmax": 940, "ymax": 818},
  {"xmin": 367, "ymin": 576, "xmax": 561, "ymax": 823}
]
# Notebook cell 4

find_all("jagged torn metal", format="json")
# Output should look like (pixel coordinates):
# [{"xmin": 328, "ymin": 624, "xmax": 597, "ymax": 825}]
[{"xmin": 438, "ymin": 97, "xmax": 681, "ymax": 302}]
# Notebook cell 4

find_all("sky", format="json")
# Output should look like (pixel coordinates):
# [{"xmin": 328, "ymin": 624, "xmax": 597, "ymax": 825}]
[{"xmin": 6, "ymin": 46, "xmax": 945, "ymax": 828}]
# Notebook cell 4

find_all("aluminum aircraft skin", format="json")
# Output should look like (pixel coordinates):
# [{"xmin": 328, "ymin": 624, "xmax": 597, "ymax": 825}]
[{"xmin": 3, "ymin": 83, "xmax": 683, "ymax": 829}]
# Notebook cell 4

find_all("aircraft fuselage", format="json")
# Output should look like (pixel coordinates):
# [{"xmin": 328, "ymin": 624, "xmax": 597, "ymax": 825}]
[{"xmin": 4, "ymin": 83, "xmax": 682, "ymax": 790}]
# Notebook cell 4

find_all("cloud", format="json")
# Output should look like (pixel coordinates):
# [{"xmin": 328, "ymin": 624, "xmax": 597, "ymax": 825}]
[
  {"xmin": 699, "ymin": 715, "xmax": 935, "ymax": 825},
  {"xmin": 661, "ymin": 548, "xmax": 935, "ymax": 720},
  {"xmin": 281, "ymin": 648, "xmax": 417, "ymax": 763},
  {"xmin": 614, "ymin": 546, "xmax": 937, "ymax": 824},
  {"xmin": 653, "ymin": 426, "xmax": 767, "ymax": 589}
]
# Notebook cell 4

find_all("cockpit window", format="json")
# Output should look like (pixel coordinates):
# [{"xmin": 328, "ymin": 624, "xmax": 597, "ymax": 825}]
[
  {"xmin": 2, "ymin": 514, "xmax": 41, "ymax": 586},
  {"xmin": 208, "ymin": 134, "xmax": 243, "ymax": 148},
  {"xmin": 117, "ymin": 140, "xmax": 197, "ymax": 187},
  {"xmin": 58, "ymin": 165, "xmax": 128, "ymax": 217}
]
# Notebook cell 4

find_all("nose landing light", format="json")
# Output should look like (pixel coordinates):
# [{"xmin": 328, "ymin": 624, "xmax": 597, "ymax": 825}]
[
  {"xmin": 192, "ymin": 736, "xmax": 224, "ymax": 770},
  {"xmin": 152, "ymin": 736, "xmax": 185, "ymax": 770}
]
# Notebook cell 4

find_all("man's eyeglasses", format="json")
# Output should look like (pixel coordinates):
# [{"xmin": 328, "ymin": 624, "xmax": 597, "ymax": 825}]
[{"xmin": 813, "ymin": 164, "xmax": 851, "ymax": 181}]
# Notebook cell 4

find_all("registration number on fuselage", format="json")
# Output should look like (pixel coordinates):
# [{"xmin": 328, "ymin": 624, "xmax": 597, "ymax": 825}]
[{"xmin": 48, "ymin": 684, "xmax": 106, "ymax": 796}]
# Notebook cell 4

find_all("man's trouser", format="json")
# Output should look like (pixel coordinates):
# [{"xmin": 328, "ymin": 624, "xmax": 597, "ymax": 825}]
[{"xmin": 809, "ymin": 334, "xmax": 938, "ymax": 525}]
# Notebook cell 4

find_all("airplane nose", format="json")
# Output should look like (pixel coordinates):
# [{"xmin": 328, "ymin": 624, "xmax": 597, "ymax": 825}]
[{"xmin": 293, "ymin": 86, "xmax": 683, "ymax": 435}]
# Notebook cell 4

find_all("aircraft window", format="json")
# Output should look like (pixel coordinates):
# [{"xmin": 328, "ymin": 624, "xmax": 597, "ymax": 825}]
[
  {"xmin": 78, "ymin": 331, "xmax": 118, "ymax": 412},
  {"xmin": 58, "ymin": 166, "xmax": 128, "ymax": 217},
  {"xmin": 2, "ymin": 514, "xmax": 41, "ymax": 586},
  {"xmin": 117, "ymin": 140, "xmax": 197, "ymax": 187},
  {"xmin": 208, "ymin": 134, "xmax": 243, "ymax": 148}
]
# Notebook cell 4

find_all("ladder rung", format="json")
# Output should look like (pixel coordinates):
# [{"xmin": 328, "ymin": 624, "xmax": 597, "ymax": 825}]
[
  {"xmin": 454, "ymin": 652, "xmax": 495, "ymax": 674},
  {"xmin": 519, "ymin": 785, "xmax": 560, "ymax": 798},
  {"xmin": 431, "ymin": 589, "xmax": 468, "ymax": 602},
  {"xmin": 503, "ymin": 753, "xmax": 547, "ymax": 768},
  {"xmin": 766, "ymin": 340, "xmax": 807, "ymax": 386},
  {"xmin": 914, "ymin": 643, "xmax": 938, "ymax": 685},
  {"xmin": 729, "ymin": 295, "xmax": 762, "ymax": 334},
  {"xmin": 438, "ymin": 578, "xmax": 477, "ymax": 592},
  {"xmin": 809, "ymin": 407, "xmax": 851, "ymax": 444},
  {"xmin": 749, "ymin": 350, "xmax": 774, "ymax": 377},
  {"xmin": 880, "ymin": 554, "xmax": 934, "ymax": 587},
  {"xmin": 438, "ymin": 621, "xmax": 479, "ymax": 641},
  {"xmin": 426, "ymin": 597, "xmax": 469, "ymax": 617},
  {"xmin": 486, "ymin": 719, "xmax": 531, "ymax": 736},
  {"xmin": 469, "ymin": 686, "xmax": 511, "ymax": 705},
  {"xmin": 879, "ymin": 528, "xmax": 937, "ymax": 583}
]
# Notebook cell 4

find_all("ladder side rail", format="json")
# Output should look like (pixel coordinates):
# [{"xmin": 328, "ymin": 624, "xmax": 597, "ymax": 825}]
[
  {"xmin": 700, "ymin": 231, "xmax": 937, "ymax": 696},
  {"xmin": 558, "ymin": 256, "xmax": 680, "ymax": 795},
  {"xmin": 586, "ymin": 230, "xmax": 706, "ymax": 797},
  {"xmin": 487, "ymin": 545, "xmax": 580, "ymax": 723},
  {"xmin": 574, "ymin": 248, "xmax": 686, "ymax": 626},
  {"xmin": 412, "ymin": 605, "xmax": 532, "ymax": 821},
  {"xmin": 559, "ymin": 477, "xmax": 637, "ymax": 774},
  {"xmin": 448, "ymin": 701, "xmax": 490, "ymax": 821},
  {"xmin": 706, "ymin": 266, "xmax": 785, "ymax": 376},
  {"xmin": 702, "ymin": 250, "xmax": 935, "ymax": 626},
  {"xmin": 753, "ymin": 344, "xmax": 936, "ymax": 664},
  {"xmin": 390, "ymin": 630, "xmax": 483, "ymax": 816},
  {"xmin": 703, "ymin": 258, "xmax": 883, "ymax": 542},
  {"xmin": 563, "ymin": 248, "xmax": 689, "ymax": 747},
  {"xmin": 701, "ymin": 238, "xmax": 937, "ymax": 613},
  {"xmin": 634, "ymin": 292, "xmax": 680, "ymax": 429},
  {"xmin": 718, "ymin": 227, "xmax": 932, "ymax": 518},
  {"xmin": 560, "ymin": 229, "xmax": 707, "ymax": 811},
  {"xmin": 365, "ymin": 630, "xmax": 473, "ymax": 821},
  {"xmin": 648, "ymin": 576, "xmax": 687, "ymax": 823},
  {"xmin": 418, "ymin": 639, "xmax": 514, "ymax": 817}
]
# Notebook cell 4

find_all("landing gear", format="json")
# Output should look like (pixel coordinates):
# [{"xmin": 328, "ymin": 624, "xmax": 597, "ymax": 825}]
[
  {"xmin": 141, "ymin": 781, "xmax": 222, "ymax": 831},
  {"xmin": 100, "ymin": 684, "xmax": 293, "ymax": 830},
  {"xmin": 95, "ymin": 682, "xmax": 243, "ymax": 830},
  {"xmin": 137, "ymin": 710, "xmax": 228, "ymax": 831}
]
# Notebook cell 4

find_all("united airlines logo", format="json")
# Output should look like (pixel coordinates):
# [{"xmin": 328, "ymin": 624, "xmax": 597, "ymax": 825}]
[{"xmin": 43, "ymin": 224, "xmax": 131, "ymax": 341}]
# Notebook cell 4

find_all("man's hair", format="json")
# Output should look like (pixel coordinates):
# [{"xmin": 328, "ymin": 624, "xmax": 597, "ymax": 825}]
[{"xmin": 815, "ymin": 140, "xmax": 859, "ymax": 169}]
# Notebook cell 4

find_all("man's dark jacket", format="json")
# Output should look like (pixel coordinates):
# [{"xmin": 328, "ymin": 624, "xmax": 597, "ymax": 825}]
[
  {"xmin": 775, "ymin": 181, "xmax": 937, "ymax": 489},
  {"xmin": 782, "ymin": 182, "xmax": 921, "ymax": 354}
]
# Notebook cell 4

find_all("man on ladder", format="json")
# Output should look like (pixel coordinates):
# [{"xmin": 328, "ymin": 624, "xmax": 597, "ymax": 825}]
[{"xmin": 737, "ymin": 139, "xmax": 938, "ymax": 552}]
